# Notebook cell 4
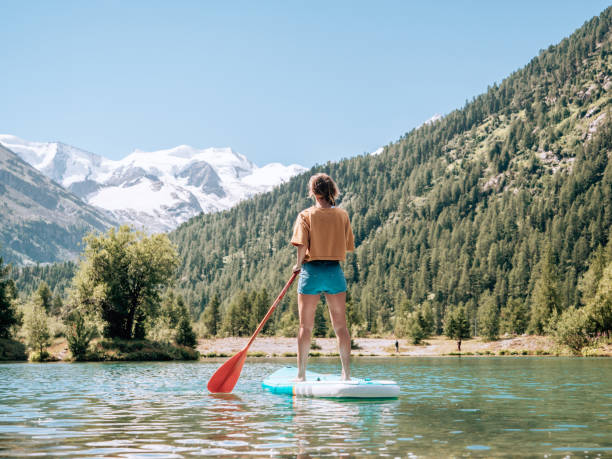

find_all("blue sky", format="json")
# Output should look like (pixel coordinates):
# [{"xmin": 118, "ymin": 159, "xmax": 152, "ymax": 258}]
[{"xmin": 1, "ymin": 1, "xmax": 609, "ymax": 167}]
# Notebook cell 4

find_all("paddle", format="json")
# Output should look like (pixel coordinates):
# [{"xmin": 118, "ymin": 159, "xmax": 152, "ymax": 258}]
[{"xmin": 207, "ymin": 271, "xmax": 299, "ymax": 393}]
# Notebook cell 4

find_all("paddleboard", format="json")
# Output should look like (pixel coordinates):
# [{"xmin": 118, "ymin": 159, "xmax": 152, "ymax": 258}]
[{"xmin": 262, "ymin": 366, "xmax": 400, "ymax": 398}]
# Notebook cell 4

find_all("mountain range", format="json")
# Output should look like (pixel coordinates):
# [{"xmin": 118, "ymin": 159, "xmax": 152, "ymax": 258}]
[
  {"xmin": 0, "ymin": 135, "xmax": 306, "ymax": 234},
  {"xmin": 0, "ymin": 144, "xmax": 115, "ymax": 264}
]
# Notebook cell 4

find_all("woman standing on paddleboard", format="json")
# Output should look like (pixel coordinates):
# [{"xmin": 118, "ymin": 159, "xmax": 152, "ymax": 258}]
[{"xmin": 291, "ymin": 173, "xmax": 355, "ymax": 381}]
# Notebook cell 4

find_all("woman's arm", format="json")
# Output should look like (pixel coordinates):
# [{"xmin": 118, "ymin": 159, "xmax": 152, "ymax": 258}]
[{"xmin": 293, "ymin": 244, "xmax": 307, "ymax": 272}]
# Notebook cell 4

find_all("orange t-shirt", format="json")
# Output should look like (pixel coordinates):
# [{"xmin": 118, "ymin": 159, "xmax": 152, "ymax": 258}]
[{"xmin": 291, "ymin": 206, "xmax": 355, "ymax": 262}]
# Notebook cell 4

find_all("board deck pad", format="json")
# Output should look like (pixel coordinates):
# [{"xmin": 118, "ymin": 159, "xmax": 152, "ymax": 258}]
[{"xmin": 262, "ymin": 366, "xmax": 400, "ymax": 398}]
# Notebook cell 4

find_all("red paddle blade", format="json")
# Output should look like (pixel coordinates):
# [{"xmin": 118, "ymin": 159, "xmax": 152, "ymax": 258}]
[
  {"xmin": 207, "ymin": 272, "xmax": 299, "ymax": 394},
  {"xmin": 207, "ymin": 349, "xmax": 248, "ymax": 393}
]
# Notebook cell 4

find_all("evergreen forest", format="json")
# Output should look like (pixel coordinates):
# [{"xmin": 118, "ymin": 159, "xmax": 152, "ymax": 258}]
[{"xmin": 169, "ymin": 7, "xmax": 612, "ymax": 342}]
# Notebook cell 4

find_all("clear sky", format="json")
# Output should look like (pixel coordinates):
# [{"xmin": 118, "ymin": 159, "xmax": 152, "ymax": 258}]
[{"xmin": 1, "ymin": 1, "xmax": 609, "ymax": 167}]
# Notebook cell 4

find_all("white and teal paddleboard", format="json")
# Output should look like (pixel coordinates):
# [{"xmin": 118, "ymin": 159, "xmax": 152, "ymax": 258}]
[{"xmin": 262, "ymin": 366, "xmax": 400, "ymax": 398}]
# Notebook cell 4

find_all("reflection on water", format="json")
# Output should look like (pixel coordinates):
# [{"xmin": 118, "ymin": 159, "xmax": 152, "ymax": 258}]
[{"xmin": 0, "ymin": 357, "xmax": 610, "ymax": 456}]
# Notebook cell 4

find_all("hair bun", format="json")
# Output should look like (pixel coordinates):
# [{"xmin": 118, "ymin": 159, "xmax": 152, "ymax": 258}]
[{"xmin": 308, "ymin": 173, "xmax": 339, "ymax": 205}]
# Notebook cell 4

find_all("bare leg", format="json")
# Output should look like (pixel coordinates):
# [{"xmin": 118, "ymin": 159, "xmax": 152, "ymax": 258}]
[
  {"xmin": 325, "ymin": 292, "xmax": 351, "ymax": 380},
  {"xmin": 296, "ymin": 293, "xmax": 319, "ymax": 381}
]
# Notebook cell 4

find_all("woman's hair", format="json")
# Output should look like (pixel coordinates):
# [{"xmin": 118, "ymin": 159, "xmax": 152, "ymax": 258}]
[{"xmin": 308, "ymin": 173, "xmax": 339, "ymax": 205}]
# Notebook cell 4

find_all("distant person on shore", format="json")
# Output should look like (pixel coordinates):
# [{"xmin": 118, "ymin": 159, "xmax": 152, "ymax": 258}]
[
  {"xmin": 395, "ymin": 340, "xmax": 399, "ymax": 353},
  {"xmin": 291, "ymin": 173, "xmax": 355, "ymax": 381}
]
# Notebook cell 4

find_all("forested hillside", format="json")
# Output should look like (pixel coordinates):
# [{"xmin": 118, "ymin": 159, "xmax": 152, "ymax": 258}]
[{"xmin": 169, "ymin": 7, "xmax": 612, "ymax": 337}]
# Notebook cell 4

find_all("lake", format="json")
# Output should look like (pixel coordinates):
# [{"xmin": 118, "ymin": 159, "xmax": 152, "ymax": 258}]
[{"xmin": 0, "ymin": 357, "xmax": 610, "ymax": 457}]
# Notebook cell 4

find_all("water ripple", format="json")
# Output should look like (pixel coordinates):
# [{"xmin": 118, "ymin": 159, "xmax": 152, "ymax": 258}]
[{"xmin": 0, "ymin": 358, "xmax": 610, "ymax": 456}]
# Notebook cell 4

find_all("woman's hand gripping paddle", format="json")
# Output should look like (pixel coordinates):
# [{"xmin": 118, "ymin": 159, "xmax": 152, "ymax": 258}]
[{"xmin": 207, "ymin": 271, "xmax": 299, "ymax": 393}]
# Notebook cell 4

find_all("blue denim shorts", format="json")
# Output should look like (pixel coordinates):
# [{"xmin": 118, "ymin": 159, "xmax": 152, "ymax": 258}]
[{"xmin": 297, "ymin": 260, "xmax": 347, "ymax": 295}]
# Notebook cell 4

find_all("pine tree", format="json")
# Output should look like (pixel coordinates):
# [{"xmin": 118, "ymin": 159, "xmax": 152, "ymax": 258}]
[
  {"xmin": 529, "ymin": 246, "xmax": 561, "ymax": 334},
  {"xmin": 406, "ymin": 311, "xmax": 426, "ymax": 344},
  {"xmin": 51, "ymin": 295, "xmax": 63, "ymax": 316},
  {"xmin": 585, "ymin": 262, "xmax": 612, "ymax": 335},
  {"xmin": 251, "ymin": 289, "xmax": 271, "ymax": 335},
  {"xmin": 176, "ymin": 316, "xmax": 197, "ymax": 348},
  {"xmin": 477, "ymin": 291, "xmax": 499, "ymax": 341},
  {"xmin": 34, "ymin": 282, "xmax": 52, "ymax": 312},
  {"xmin": 420, "ymin": 302, "xmax": 436, "ymax": 336},
  {"xmin": 175, "ymin": 297, "xmax": 197, "ymax": 348},
  {"xmin": 0, "ymin": 255, "xmax": 19, "ymax": 339},
  {"xmin": 222, "ymin": 291, "xmax": 251, "ymax": 336},
  {"xmin": 313, "ymin": 303, "xmax": 327, "ymax": 338},
  {"xmin": 202, "ymin": 295, "xmax": 221, "ymax": 337},
  {"xmin": 444, "ymin": 305, "xmax": 471, "ymax": 351},
  {"xmin": 499, "ymin": 298, "xmax": 529, "ymax": 335}
]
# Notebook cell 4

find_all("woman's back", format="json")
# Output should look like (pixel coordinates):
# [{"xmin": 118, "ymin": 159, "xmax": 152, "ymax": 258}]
[{"xmin": 292, "ymin": 206, "xmax": 354, "ymax": 262}]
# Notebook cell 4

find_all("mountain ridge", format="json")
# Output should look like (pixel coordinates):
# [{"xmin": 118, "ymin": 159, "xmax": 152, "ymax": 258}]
[
  {"xmin": 0, "ymin": 135, "xmax": 307, "ymax": 233},
  {"xmin": 0, "ymin": 144, "xmax": 117, "ymax": 265}
]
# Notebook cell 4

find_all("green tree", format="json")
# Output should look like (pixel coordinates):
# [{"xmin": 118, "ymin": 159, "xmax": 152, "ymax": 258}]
[
  {"xmin": 420, "ymin": 302, "xmax": 436, "ymax": 336},
  {"xmin": 550, "ymin": 307, "xmax": 591, "ymax": 352},
  {"xmin": 24, "ymin": 303, "xmax": 51, "ymax": 360},
  {"xmin": 147, "ymin": 291, "xmax": 195, "ymax": 344},
  {"xmin": 313, "ymin": 303, "xmax": 327, "ymax": 338},
  {"xmin": 251, "ymin": 289, "xmax": 271, "ymax": 335},
  {"xmin": 34, "ymin": 282, "xmax": 53, "ymax": 312},
  {"xmin": 477, "ymin": 291, "xmax": 499, "ymax": 341},
  {"xmin": 578, "ymin": 241, "xmax": 612, "ymax": 303},
  {"xmin": 70, "ymin": 226, "xmax": 179, "ymax": 340},
  {"xmin": 345, "ymin": 297, "xmax": 364, "ymax": 337},
  {"xmin": 176, "ymin": 316, "xmax": 197, "ymax": 348},
  {"xmin": 202, "ymin": 295, "xmax": 221, "ymax": 337},
  {"xmin": 65, "ymin": 310, "xmax": 96, "ymax": 361},
  {"xmin": 584, "ymin": 262, "xmax": 612, "ymax": 335},
  {"xmin": 0, "ymin": 255, "xmax": 19, "ymax": 339},
  {"xmin": 499, "ymin": 298, "xmax": 529, "ymax": 335},
  {"xmin": 51, "ymin": 294, "xmax": 63, "ymax": 316},
  {"xmin": 174, "ymin": 296, "xmax": 197, "ymax": 348},
  {"xmin": 406, "ymin": 311, "xmax": 426, "ymax": 344},
  {"xmin": 222, "ymin": 291, "xmax": 251, "ymax": 336},
  {"xmin": 529, "ymin": 247, "xmax": 561, "ymax": 334},
  {"xmin": 444, "ymin": 305, "xmax": 471, "ymax": 351}
]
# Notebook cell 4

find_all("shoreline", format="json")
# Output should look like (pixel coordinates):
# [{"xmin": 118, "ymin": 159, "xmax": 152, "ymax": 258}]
[
  {"xmin": 196, "ymin": 335, "xmax": 612, "ymax": 358},
  {"xmin": 6, "ymin": 334, "xmax": 609, "ymax": 362}
]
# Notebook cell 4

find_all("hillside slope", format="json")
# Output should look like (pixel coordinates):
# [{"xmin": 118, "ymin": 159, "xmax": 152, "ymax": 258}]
[
  {"xmin": 0, "ymin": 144, "xmax": 116, "ymax": 264},
  {"xmin": 169, "ymin": 7, "xmax": 612, "ymax": 334}
]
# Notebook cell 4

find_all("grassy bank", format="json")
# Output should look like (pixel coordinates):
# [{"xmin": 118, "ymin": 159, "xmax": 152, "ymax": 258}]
[{"xmin": 42, "ymin": 337, "xmax": 200, "ymax": 362}]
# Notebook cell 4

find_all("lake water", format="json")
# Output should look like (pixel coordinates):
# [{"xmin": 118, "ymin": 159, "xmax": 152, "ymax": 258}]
[{"xmin": 0, "ymin": 357, "xmax": 611, "ymax": 457}]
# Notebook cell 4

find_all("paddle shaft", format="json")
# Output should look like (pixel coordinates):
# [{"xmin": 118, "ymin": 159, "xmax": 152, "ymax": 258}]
[
  {"xmin": 245, "ymin": 271, "xmax": 299, "ymax": 349},
  {"xmin": 207, "ymin": 271, "xmax": 299, "ymax": 393}
]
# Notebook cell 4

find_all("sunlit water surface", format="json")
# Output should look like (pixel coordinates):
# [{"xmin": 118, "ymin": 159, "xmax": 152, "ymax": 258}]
[{"xmin": 0, "ymin": 357, "xmax": 611, "ymax": 457}]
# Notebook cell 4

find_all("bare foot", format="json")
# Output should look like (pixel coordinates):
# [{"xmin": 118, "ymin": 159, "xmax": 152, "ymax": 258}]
[{"xmin": 293, "ymin": 377, "xmax": 306, "ymax": 382}]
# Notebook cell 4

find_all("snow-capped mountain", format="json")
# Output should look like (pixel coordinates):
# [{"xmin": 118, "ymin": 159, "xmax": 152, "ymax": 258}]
[
  {"xmin": 0, "ymin": 135, "xmax": 306, "ymax": 233},
  {"xmin": 0, "ymin": 143, "xmax": 116, "ymax": 265}
]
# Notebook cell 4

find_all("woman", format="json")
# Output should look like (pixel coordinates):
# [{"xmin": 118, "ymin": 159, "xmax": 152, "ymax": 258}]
[{"xmin": 291, "ymin": 173, "xmax": 354, "ymax": 381}]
